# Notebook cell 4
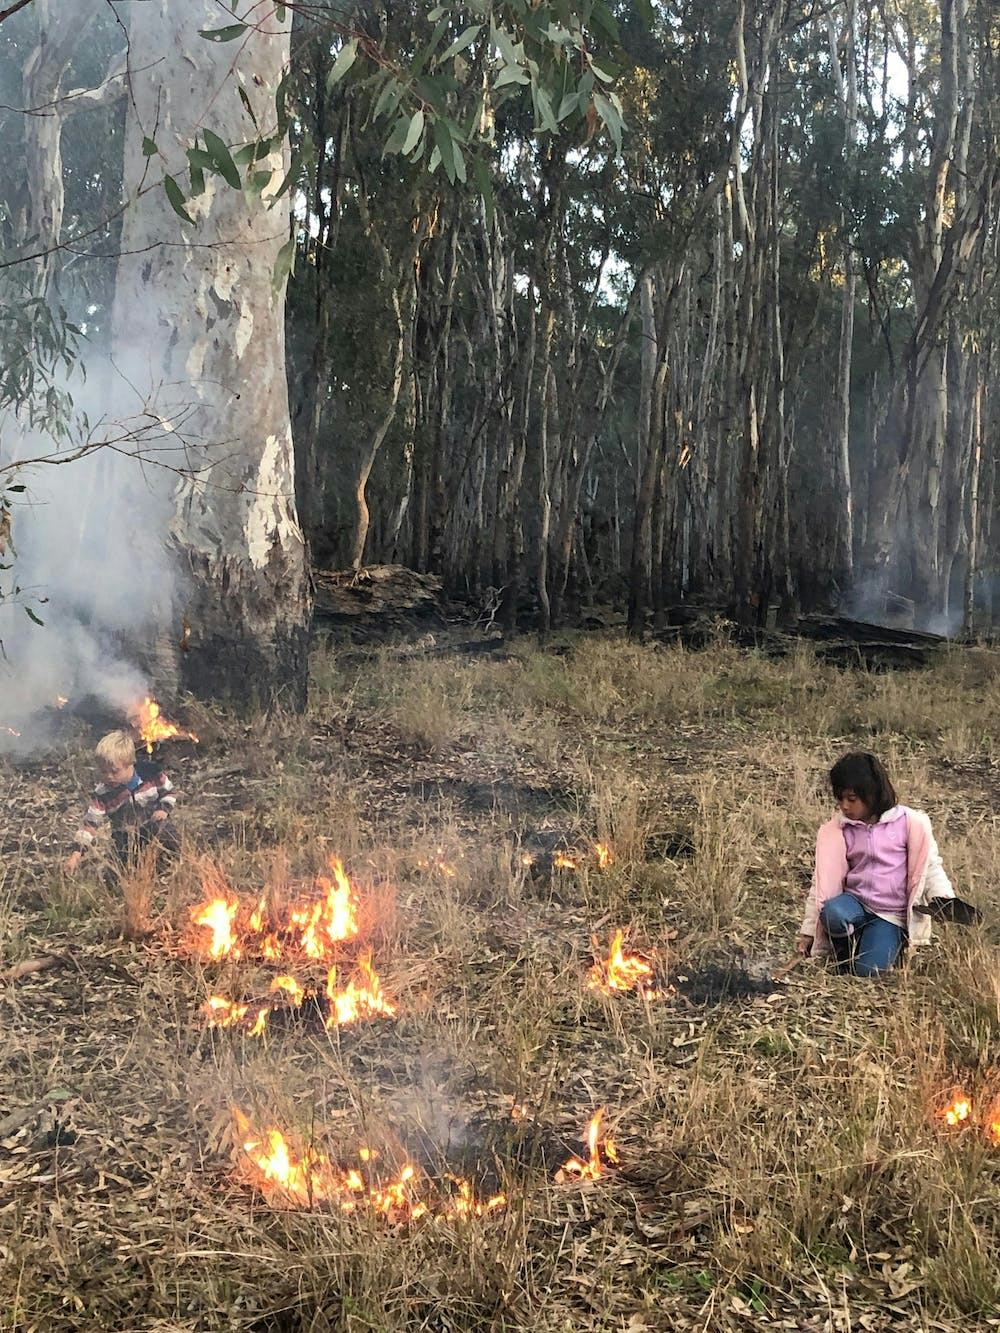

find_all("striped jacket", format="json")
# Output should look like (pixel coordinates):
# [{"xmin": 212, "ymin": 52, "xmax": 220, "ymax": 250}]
[{"xmin": 74, "ymin": 761, "xmax": 177, "ymax": 848}]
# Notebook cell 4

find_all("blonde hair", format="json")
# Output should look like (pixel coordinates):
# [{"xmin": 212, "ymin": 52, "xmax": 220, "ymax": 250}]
[{"xmin": 95, "ymin": 730, "xmax": 136, "ymax": 768}]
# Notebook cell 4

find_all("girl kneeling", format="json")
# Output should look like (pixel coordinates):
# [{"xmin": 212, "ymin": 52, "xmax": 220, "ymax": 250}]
[{"xmin": 798, "ymin": 752, "xmax": 955, "ymax": 977}]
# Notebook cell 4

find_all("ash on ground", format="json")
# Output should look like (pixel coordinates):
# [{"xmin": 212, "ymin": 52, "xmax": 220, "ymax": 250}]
[{"xmin": 669, "ymin": 956, "xmax": 780, "ymax": 1005}]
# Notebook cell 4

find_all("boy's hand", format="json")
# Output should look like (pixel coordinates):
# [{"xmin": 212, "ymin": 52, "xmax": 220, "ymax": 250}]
[
  {"xmin": 151, "ymin": 809, "xmax": 168, "ymax": 823},
  {"xmin": 64, "ymin": 850, "xmax": 83, "ymax": 876},
  {"xmin": 795, "ymin": 933, "xmax": 813, "ymax": 955}
]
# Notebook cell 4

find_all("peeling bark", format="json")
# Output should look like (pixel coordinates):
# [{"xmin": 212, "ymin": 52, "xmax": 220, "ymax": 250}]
[{"xmin": 112, "ymin": 2, "xmax": 309, "ymax": 711}]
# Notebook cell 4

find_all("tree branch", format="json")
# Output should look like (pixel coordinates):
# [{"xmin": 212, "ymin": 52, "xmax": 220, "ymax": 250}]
[{"xmin": 0, "ymin": 0, "xmax": 35, "ymax": 24}]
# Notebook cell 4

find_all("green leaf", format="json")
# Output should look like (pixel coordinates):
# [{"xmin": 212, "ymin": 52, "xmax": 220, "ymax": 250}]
[
  {"xmin": 6, "ymin": 484, "xmax": 25, "ymax": 493},
  {"xmin": 591, "ymin": 62, "xmax": 614, "ymax": 84},
  {"xmin": 141, "ymin": 136, "xmax": 158, "ymax": 157},
  {"xmin": 437, "ymin": 24, "xmax": 481, "ymax": 65},
  {"xmin": 593, "ymin": 90, "xmax": 624, "ymax": 153},
  {"xmin": 269, "ymin": 147, "xmax": 302, "ymax": 203},
  {"xmin": 411, "ymin": 17, "xmax": 450, "ymax": 79},
  {"xmin": 272, "ymin": 235, "xmax": 295, "ymax": 292},
  {"xmin": 238, "ymin": 85, "xmax": 259, "ymax": 129},
  {"xmin": 234, "ymin": 136, "xmax": 277, "ymax": 166},
  {"xmin": 556, "ymin": 91, "xmax": 579, "ymax": 122},
  {"xmin": 532, "ymin": 84, "xmax": 559, "ymax": 133},
  {"xmin": 372, "ymin": 77, "xmax": 403, "ymax": 122},
  {"xmin": 163, "ymin": 174, "xmax": 195, "ymax": 225},
  {"xmin": 401, "ymin": 108, "xmax": 425, "ymax": 156},
  {"xmin": 433, "ymin": 118, "xmax": 456, "ymax": 183},
  {"xmin": 275, "ymin": 4, "xmax": 287, "ymax": 19},
  {"xmin": 246, "ymin": 169, "xmax": 274, "ymax": 200},
  {"xmin": 590, "ymin": 2, "xmax": 620, "ymax": 44},
  {"xmin": 24, "ymin": 605, "xmax": 44, "ymax": 626},
  {"xmin": 490, "ymin": 23, "xmax": 520, "ymax": 66},
  {"xmin": 198, "ymin": 23, "xmax": 246, "ymax": 41},
  {"xmin": 383, "ymin": 114, "xmax": 410, "ymax": 155},
  {"xmin": 203, "ymin": 129, "xmax": 241, "ymax": 189},
  {"xmin": 186, "ymin": 147, "xmax": 216, "ymax": 171},
  {"xmin": 452, "ymin": 139, "xmax": 466, "ymax": 184},
  {"xmin": 494, "ymin": 63, "xmax": 530, "ymax": 88},
  {"xmin": 189, "ymin": 163, "xmax": 206, "ymax": 196},
  {"xmin": 326, "ymin": 37, "xmax": 358, "ymax": 90},
  {"xmin": 472, "ymin": 156, "xmax": 494, "ymax": 227}
]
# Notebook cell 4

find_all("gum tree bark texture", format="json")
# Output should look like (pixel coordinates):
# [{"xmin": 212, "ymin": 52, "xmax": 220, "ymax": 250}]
[{"xmin": 111, "ymin": 2, "xmax": 310, "ymax": 711}]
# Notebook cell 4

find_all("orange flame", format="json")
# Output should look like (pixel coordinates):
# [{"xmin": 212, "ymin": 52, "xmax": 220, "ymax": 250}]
[
  {"xmin": 192, "ymin": 895, "xmax": 240, "ymax": 960},
  {"xmin": 129, "ymin": 695, "xmax": 198, "ymax": 754},
  {"xmin": 941, "ymin": 1096, "xmax": 972, "ymax": 1126},
  {"xmin": 325, "ymin": 954, "xmax": 396, "ymax": 1027},
  {"xmin": 271, "ymin": 975, "xmax": 306, "ymax": 1006},
  {"xmin": 202, "ymin": 995, "xmax": 270, "ymax": 1036},
  {"xmin": 202, "ymin": 958, "xmax": 395, "ymax": 1038},
  {"xmin": 203, "ymin": 995, "xmax": 249, "ymax": 1027},
  {"xmin": 553, "ymin": 853, "xmax": 578, "ymax": 870},
  {"xmin": 587, "ymin": 929, "xmax": 655, "ymax": 995},
  {"xmin": 558, "ymin": 1109, "xmax": 618, "ymax": 1182},
  {"xmin": 189, "ymin": 856, "xmax": 361, "ymax": 963},
  {"xmin": 233, "ymin": 1110, "xmax": 504, "ymax": 1218},
  {"xmin": 594, "ymin": 842, "xmax": 613, "ymax": 869}
]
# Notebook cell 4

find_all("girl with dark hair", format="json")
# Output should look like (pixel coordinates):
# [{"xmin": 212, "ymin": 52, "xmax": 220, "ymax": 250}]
[{"xmin": 797, "ymin": 752, "xmax": 956, "ymax": 976}]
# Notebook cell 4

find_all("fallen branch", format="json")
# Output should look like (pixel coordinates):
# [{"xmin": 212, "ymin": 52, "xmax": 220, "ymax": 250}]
[{"xmin": 1, "ymin": 953, "xmax": 65, "ymax": 982}]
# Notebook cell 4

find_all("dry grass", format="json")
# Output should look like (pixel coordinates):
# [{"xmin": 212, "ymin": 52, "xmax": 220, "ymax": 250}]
[{"xmin": 2, "ymin": 632, "xmax": 1000, "ymax": 1331}]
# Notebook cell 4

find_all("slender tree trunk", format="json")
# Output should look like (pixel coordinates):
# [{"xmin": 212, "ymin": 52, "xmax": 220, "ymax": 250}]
[
  {"xmin": 963, "ymin": 373, "xmax": 982, "ymax": 635},
  {"xmin": 828, "ymin": 0, "xmax": 858, "ymax": 593}
]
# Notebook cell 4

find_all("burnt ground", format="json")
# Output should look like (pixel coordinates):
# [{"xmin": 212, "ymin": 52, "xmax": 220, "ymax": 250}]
[{"xmin": 2, "ymin": 627, "xmax": 1000, "ymax": 1331}]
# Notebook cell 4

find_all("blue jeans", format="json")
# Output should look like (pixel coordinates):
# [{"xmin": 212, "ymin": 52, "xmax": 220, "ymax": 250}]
[{"xmin": 819, "ymin": 893, "xmax": 905, "ymax": 977}]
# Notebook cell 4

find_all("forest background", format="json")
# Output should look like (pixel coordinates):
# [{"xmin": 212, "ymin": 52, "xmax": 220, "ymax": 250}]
[{"xmin": 3, "ymin": 0, "xmax": 998, "ymax": 719}]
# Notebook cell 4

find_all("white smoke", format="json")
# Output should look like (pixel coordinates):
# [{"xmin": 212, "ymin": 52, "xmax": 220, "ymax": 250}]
[{"xmin": 0, "ymin": 360, "xmax": 181, "ymax": 754}]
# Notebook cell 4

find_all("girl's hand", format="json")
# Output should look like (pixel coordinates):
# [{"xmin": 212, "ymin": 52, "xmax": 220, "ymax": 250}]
[{"xmin": 795, "ymin": 934, "xmax": 813, "ymax": 956}]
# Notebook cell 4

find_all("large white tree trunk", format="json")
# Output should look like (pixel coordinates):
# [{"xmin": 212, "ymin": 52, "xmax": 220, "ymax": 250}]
[{"xmin": 112, "ymin": 2, "xmax": 310, "ymax": 710}]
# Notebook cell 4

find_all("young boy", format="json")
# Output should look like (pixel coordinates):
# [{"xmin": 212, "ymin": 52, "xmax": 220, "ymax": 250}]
[{"xmin": 64, "ymin": 730, "xmax": 180, "ymax": 876}]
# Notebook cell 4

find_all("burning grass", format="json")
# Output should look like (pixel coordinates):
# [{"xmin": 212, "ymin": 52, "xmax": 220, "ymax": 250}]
[
  {"xmin": 4, "ymin": 630, "xmax": 1000, "ymax": 1329},
  {"xmin": 188, "ymin": 854, "xmax": 361, "ymax": 962},
  {"xmin": 202, "ymin": 954, "xmax": 397, "ymax": 1037}
]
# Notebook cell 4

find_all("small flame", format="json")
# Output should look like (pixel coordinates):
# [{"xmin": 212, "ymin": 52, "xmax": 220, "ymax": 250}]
[
  {"xmin": 942, "ymin": 1096, "xmax": 972, "ymax": 1126},
  {"xmin": 55, "ymin": 695, "xmax": 69, "ymax": 708},
  {"xmin": 202, "ymin": 995, "xmax": 270, "ymax": 1036},
  {"xmin": 192, "ymin": 895, "xmax": 239, "ymax": 960},
  {"xmin": 553, "ymin": 853, "xmax": 578, "ymax": 870},
  {"xmin": 233, "ymin": 1110, "xmax": 503, "ymax": 1218},
  {"xmin": 594, "ymin": 842, "xmax": 613, "ymax": 869},
  {"xmin": 325, "ymin": 954, "xmax": 396, "ymax": 1027},
  {"xmin": 129, "ymin": 695, "xmax": 198, "ymax": 754},
  {"xmin": 558, "ymin": 1109, "xmax": 618, "ymax": 1182},
  {"xmin": 3, "ymin": 726, "xmax": 20, "ymax": 737},
  {"xmin": 203, "ymin": 995, "xmax": 249, "ymax": 1027},
  {"xmin": 587, "ymin": 929, "xmax": 655, "ymax": 995},
  {"xmin": 271, "ymin": 974, "xmax": 306, "ymax": 1006}
]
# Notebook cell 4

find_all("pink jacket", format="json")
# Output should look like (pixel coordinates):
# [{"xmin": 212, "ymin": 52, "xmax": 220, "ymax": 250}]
[{"xmin": 800, "ymin": 806, "xmax": 955, "ymax": 955}]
